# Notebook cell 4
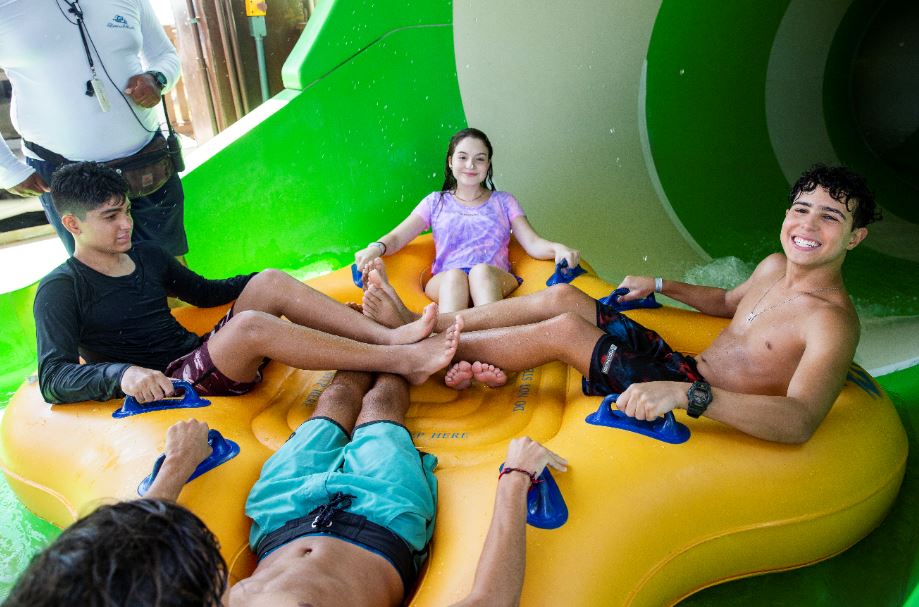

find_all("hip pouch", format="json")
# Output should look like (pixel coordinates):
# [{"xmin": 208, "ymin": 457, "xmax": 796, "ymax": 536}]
[{"xmin": 105, "ymin": 133, "xmax": 173, "ymax": 198}]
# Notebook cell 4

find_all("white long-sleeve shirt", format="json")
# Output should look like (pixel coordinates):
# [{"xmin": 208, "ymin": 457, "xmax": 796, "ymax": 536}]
[{"xmin": 0, "ymin": 0, "xmax": 181, "ymax": 188}]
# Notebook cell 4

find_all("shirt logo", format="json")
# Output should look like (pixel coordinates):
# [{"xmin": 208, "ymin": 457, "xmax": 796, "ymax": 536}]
[
  {"xmin": 601, "ymin": 342, "xmax": 617, "ymax": 374},
  {"xmin": 107, "ymin": 15, "xmax": 134, "ymax": 29}
]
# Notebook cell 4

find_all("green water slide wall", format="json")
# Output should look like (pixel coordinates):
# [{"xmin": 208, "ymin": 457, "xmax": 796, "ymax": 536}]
[
  {"xmin": 181, "ymin": 0, "xmax": 465, "ymax": 277},
  {"xmin": 0, "ymin": 286, "xmax": 37, "ymax": 398}
]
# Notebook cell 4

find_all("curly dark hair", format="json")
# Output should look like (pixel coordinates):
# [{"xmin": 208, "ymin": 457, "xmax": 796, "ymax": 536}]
[
  {"xmin": 50, "ymin": 161, "xmax": 130, "ymax": 219},
  {"xmin": 440, "ymin": 127, "xmax": 496, "ymax": 192},
  {"xmin": 3, "ymin": 500, "xmax": 227, "ymax": 607},
  {"xmin": 789, "ymin": 164, "xmax": 881, "ymax": 229}
]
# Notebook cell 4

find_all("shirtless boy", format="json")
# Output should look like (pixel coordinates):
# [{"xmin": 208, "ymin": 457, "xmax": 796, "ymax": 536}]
[
  {"xmin": 363, "ymin": 165, "xmax": 880, "ymax": 443},
  {"xmin": 5, "ymin": 372, "xmax": 566, "ymax": 607},
  {"xmin": 35, "ymin": 162, "xmax": 461, "ymax": 406}
]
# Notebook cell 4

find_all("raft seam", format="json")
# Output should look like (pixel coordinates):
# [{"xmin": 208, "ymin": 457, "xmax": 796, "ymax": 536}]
[{"xmin": 0, "ymin": 458, "xmax": 78, "ymax": 522}]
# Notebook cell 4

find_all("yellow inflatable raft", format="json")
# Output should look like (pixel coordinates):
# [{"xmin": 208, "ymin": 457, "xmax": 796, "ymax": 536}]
[{"xmin": 0, "ymin": 236, "xmax": 908, "ymax": 606}]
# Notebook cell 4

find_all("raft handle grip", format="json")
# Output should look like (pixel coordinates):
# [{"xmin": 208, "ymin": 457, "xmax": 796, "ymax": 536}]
[
  {"xmin": 499, "ymin": 463, "xmax": 569, "ymax": 529},
  {"xmin": 585, "ymin": 394, "xmax": 690, "ymax": 444},
  {"xmin": 137, "ymin": 429, "xmax": 240, "ymax": 496},
  {"xmin": 597, "ymin": 288, "xmax": 662, "ymax": 311},
  {"xmin": 114, "ymin": 380, "xmax": 211, "ymax": 418},
  {"xmin": 546, "ymin": 259, "xmax": 587, "ymax": 286}
]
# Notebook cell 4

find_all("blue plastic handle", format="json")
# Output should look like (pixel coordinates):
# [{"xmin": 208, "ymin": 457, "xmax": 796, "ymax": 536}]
[
  {"xmin": 137, "ymin": 429, "xmax": 240, "ymax": 496},
  {"xmin": 114, "ymin": 380, "xmax": 211, "ymax": 418},
  {"xmin": 351, "ymin": 264, "xmax": 364, "ymax": 288},
  {"xmin": 585, "ymin": 394, "xmax": 690, "ymax": 444},
  {"xmin": 499, "ymin": 463, "xmax": 569, "ymax": 529},
  {"xmin": 597, "ymin": 287, "xmax": 662, "ymax": 311},
  {"xmin": 545, "ymin": 259, "xmax": 587, "ymax": 286}
]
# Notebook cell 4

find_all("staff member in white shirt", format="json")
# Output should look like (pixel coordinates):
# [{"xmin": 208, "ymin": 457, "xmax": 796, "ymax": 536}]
[{"xmin": 0, "ymin": 0, "xmax": 187, "ymax": 257}]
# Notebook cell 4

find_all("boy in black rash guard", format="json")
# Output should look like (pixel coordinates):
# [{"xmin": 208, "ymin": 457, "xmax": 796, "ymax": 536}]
[{"xmin": 35, "ymin": 162, "xmax": 461, "ymax": 405}]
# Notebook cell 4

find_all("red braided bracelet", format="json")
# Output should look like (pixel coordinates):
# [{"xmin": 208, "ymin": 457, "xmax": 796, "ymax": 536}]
[{"xmin": 499, "ymin": 467, "xmax": 542, "ymax": 486}]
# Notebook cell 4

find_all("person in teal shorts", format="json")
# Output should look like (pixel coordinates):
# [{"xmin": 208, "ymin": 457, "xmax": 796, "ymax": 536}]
[{"xmin": 5, "ymin": 370, "xmax": 567, "ymax": 607}]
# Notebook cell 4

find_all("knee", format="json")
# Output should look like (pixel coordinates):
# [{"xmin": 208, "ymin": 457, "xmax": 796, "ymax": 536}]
[
  {"xmin": 248, "ymin": 269, "xmax": 289, "ymax": 291},
  {"xmin": 317, "ymin": 380, "xmax": 366, "ymax": 411},
  {"xmin": 546, "ymin": 283, "xmax": 589, "ymax": 309},
  {"xmin": 363, "ymin": 375, "xmax": 409, "ymax": 411},
  {"xmin": 467, "ymin": 263, "xmax": 496, "ymax": 280},
  {"xmin": 224, "ymin": 309, "xmax": 275, "ymax": 345},
  {"xmin": 441, "ymin": 268, "xmax": 470, "ymax": 286}
]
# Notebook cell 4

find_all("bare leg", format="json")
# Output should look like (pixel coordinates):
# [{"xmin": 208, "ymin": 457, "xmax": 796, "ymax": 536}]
[
  {"xmin": 426, "ymin": 269, "xmax": 470, "ymax": 313},
  {"xmin": 444, "ymin": 360, "xmax": 474, "ymax": 390},
  {"xmin": 206, "ymin": 311, "xmax": 464, "ymax": 385},
  {"xmin": 311, "ymin": 371, "xmax": 374, "ymax": 432},
  {"xmin": 367, "ymin": 262, "xmax": 597, "ymax": 333},
  {"xmin": 233, "ymin": 270, "xmax": 436, "ymax": 345},
  {"xmin": 453, "ymin": 313, "xmax": 602, "ymax": 380},
  {"xmin": 354, "ymin": 373, "xmax": 412, "ymax": 426},
  {"xmin": 467, "ymin": 263, "xmax": 520, "ymax": 307}
]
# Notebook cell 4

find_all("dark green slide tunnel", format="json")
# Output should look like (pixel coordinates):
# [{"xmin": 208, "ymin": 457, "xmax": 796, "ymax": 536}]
[{"xmin": 1, "ymin": 0, "xmax": 918, "ymax": 604}]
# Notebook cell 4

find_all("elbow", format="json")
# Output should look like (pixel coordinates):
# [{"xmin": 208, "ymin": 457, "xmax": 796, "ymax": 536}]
[
  {"xmin": 38, "ymin": 382, "xmax": 65, "ymax": 405},
  {"xmin": 777, "ymin": 416, "xmax": 822, "ymax": 445}
]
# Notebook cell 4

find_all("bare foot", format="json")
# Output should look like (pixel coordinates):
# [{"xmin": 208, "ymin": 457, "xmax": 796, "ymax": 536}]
[
  {"xmin": 368, "ymin": 259, "xmax": 417, "ymax": 324},
  {"xmin": 444, "ymin": 360, "xmax": 474, "ymax": 390},
  {"xmin": 406, "ymin": 316, "xmax": 463, "ymax": 385},
  {"xmin": 471, "ymin": 361, "xmax": 508, "ymax": 388},
  {"xmin": 363, "ymin": 285, "xmax": 408, "ymax": 329},
  {"xmin": 387, "ymin": 302, "xmax": 438, "ymax": 344}
]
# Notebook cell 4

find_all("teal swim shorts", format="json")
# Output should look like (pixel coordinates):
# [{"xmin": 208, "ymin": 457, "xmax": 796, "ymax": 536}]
[{"xmin": 246, "ymin": 417, "xmax": 438, "ymax": 556}]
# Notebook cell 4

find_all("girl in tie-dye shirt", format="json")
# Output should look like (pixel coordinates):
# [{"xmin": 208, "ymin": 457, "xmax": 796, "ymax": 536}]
[{"xmin": 355, "ymin": 128, "xmax": 579, "ymax": 315}]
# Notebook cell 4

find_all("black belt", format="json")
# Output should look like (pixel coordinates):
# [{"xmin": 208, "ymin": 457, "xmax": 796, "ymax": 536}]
[
  {"xmin": 23, "ymin": 140, "xmax": 71, "ymax": 166},
  {"xmin": 23, "ymin": 132, "xmax": 163, "ymax": 167},
  {"xmin": 254, "ymin": 493, "xmax": 419, "ymax": 599}
]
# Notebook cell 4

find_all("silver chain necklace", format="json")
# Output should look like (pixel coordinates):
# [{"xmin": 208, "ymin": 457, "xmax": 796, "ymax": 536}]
[{"xmin": 745, "ymin": 275, "xmax": 841, "ymax": 323}]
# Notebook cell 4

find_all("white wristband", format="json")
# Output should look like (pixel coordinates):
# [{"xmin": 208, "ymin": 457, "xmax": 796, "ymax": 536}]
[{"xmin": 654, "ymin": 277, "xmax": 663, "ymax": 293}]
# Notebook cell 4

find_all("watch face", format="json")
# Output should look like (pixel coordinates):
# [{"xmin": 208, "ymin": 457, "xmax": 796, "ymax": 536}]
[
  {"xmin": 151, "ymin": 72, "xmax": 166, "ymax": 88},
  {"xmin": 689, "ymin": 382, "xmax": 711, "ymax": 405}
]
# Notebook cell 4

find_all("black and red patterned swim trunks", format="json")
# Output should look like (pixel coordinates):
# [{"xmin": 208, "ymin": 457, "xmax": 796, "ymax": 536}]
[
  {"xmin": 584, "ymin": 300, "xmax": 704, "ymax": 396},
  {"xmin": 164, "ymin": 307, "xmax": 266, "ymax": 396}
]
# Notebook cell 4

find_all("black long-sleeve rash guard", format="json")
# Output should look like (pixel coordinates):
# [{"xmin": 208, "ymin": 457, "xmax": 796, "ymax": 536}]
[{"xmin": 34, "ymin": 242, "xmax": 255, "ymax": 404}]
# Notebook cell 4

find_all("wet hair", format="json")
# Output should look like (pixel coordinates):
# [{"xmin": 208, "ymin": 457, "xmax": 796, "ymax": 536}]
[
  {"xmin": 4, "ymin": 499, "xmax": 227, "ymax": 607},
  {"xmin": 50, "ymin": 161, "xmax": 129, "ymax": 219},
  {"xmin": 440, "ymin": 127, "xmax": 496, "ymax": 192},
  {"xmin": 789, "ymin": 164, "xmax": 881, "ymax": 229}
]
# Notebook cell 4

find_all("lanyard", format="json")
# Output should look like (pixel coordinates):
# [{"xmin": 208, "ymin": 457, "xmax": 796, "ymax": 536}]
[
  {"xmin": 61, "ymin": 0, "xmax": 97, "ymax": 79},
  {"xmin": 59, "ymin": 0, "xmax": 111, "ymax": 110}
]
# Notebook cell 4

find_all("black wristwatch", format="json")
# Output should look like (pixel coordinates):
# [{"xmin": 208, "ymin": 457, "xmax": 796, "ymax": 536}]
[
  {"xmin": 147, "ymin": 70, "xmax": 167, "ymax": 90},
  {"xmin": 686, "ymin": 381, "xmax": 712, "ymax": 418}
]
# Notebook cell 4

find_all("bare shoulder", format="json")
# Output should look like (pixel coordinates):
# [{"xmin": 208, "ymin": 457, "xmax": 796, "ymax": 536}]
[
  {"xmin": 802, "ymin": 292, "xmax": 860, "ymax": 348},
  {"xmin": 755, "ymin": 253, "xmax": 787, "ymax": 276}
]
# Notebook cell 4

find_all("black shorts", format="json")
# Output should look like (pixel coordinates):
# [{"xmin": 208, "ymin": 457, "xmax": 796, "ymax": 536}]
[{"xmin": 584, "ymin": 300, "xmax": 704, "ymax": 396}]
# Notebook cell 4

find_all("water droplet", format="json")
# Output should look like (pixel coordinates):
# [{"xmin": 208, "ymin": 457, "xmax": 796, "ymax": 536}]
[{"xmin": 679, "ymin": 68, "xmax": 685, "ymax": 75}]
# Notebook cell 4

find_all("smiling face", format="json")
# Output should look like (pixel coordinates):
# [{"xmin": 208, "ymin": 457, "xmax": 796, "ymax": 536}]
[
  {"xmin": 63, "ymin": 195, "xmax": 134, "ymax": 254},
  {"xmin": 781, "ymin": 186, "xmax": 868, "ymax": 269},
  {"xmin": 447, "ymin": 136, "xmax": 491, "ymax": 189}
]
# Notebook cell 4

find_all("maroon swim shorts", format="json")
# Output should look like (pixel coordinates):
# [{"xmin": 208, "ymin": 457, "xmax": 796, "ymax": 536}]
[{"xmin": 164, "ymin": 307, "xmax": 266, "ymax": 396}]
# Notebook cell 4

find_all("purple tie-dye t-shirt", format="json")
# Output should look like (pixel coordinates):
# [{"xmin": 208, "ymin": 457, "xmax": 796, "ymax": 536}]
[{"xmin": 411, "ymin": 191, "xmax": 525, "ymax": 274}]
